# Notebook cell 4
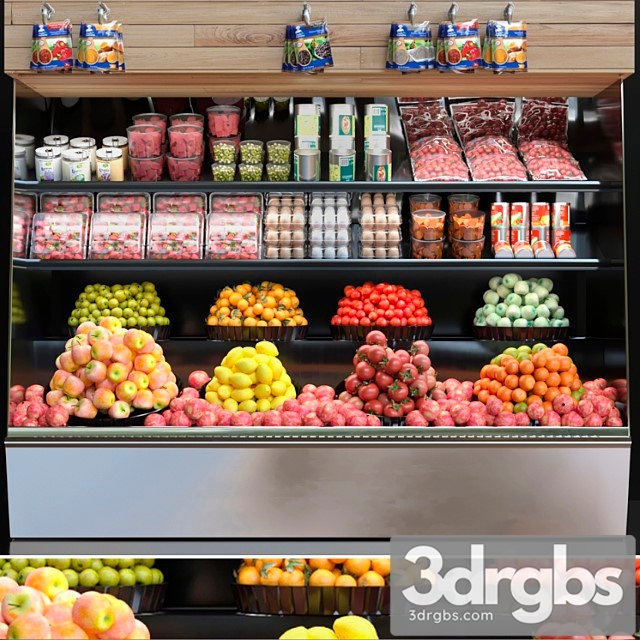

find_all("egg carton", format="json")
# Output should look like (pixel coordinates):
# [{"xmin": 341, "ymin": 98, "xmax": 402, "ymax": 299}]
[
  {"xmin": 309, "ymin": 192, "xmax": 352, "ymax": 208},
  {"xmin": 359, "ymin": 242, "xmax": 402, "ymax": 259},
  {"xmin": 264, "ymin": 245, "xmax": 307, "ymax": 259},
  {"xmin": 308, "ymin": 227, "xmax": 351, "ymax": 247},
  {"xmin": 308, "ymin": 207, "xmax": 351, "ymax": 231},
  {"xmin": 266, "ymin": 192, "xmax": 307, "ymax": 208},
  {"xmin": 309, "ymin": 244, "xmax": 352, "ymax": 259},
  {"xmin": 264, "ymin": 210, "xmax": 307, "ymax": 231},
  {"xmin": 264, "ymin": 228, "xmax": 307, "ymax": 246},
  {"xmin": 359, "ymin": 226, "xmax": 402, "ymax": 247},
  {"xmin": 359, "ymin": 192, "xmax": 402, "ymax": 209}
]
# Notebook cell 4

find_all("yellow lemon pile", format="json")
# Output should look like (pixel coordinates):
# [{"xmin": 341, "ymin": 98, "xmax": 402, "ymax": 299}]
[
  {"xmin": 204, "ymin": 341, "xmax": 296, "ymax": 413},
  {"xmin": 279, "ymin": 616, "xmax": 379, "ymax": 639}
]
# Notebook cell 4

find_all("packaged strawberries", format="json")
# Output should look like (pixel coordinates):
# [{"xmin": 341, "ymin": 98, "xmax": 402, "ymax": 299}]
[
  {"xmin": 450, "ymin": 99, "xmax": 515, "ymax": 145},
  {"xmin": 517, "ymin": 99, "xmax": 569, "ymax": 144}
]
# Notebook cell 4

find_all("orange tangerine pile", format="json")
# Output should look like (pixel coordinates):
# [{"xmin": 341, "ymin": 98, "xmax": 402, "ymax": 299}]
[
  {"xmin": 473, "ymin": 342, "xmax": 583, "ymax": 414},
  {"xmin": 235, "ymin": 558, "xmax": 390, "ymax": 587},
  {"xmin": 207, "ymin": 281, "xmax": 308, "ymax": 328}
]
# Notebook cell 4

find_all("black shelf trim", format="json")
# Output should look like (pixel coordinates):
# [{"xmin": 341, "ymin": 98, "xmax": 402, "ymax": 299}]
[{"xmin": 15, "ymin": 179, "xmax": 623, "ymax": 193}]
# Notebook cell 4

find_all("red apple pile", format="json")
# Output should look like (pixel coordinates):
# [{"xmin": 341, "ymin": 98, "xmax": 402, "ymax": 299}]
[
  {"xmin": 144, "ymin": 377, "xmax": 381, "ymax": 427},
  {"xmin": 9, "ymin": 384, "xmax": 70, "ymax": 428},
  {"xmin": 338, "ymin": 331, "xmax": 437, "ymax": 420},
  {"xmin": 0, "ymin": 568, "xmax": 151, "ymax": 639},
  {"xmin": 46, "ymin": 316, "xmax": 179, "ymax": 421}
]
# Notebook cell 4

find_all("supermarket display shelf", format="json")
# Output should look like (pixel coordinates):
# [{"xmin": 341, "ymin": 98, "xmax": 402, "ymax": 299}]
[
  {"xmin": 5, "ymin": 425, "xmax": 630, "ymax": 442},
  {"xmin": 14, "ymin": 179, "xmax": 623, "ymax": 193},
  {"xmin": 12, "ymin": 257, "xmax": 621, "ymax": 272}
]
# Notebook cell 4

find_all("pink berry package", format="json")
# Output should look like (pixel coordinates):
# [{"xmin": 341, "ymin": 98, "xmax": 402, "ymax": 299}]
[
  {"xmin": 89, "ymin": 212, "xmax": 146, "ymax": 259},
  {"xmin": 148, "ymin": 213, "xmax": 203, "ymax": 260},
  {"xmin": 30, "ymin": 212, "xmax": 88, "ymax": 260}
]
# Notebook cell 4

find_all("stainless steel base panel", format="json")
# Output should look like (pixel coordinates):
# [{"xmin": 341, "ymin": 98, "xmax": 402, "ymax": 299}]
[{"xmin": 6, "ymin": 441, "xmax": 630, "ymax": 539}]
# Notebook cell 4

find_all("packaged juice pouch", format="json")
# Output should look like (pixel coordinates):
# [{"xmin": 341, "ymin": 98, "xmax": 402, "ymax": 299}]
[
  {"xmin": 291, "ymin": 20, "xmax": 333, "ymax": 73},
  {"xmin": 31, "ymin": 19, "xmax": 73, "ymax": 71},
  {"xmin": 386, "ymin": 21, "xmax": 434, "ymax": 72},
  {"xmin": 492, "ymin": 20, "xmax": 527, "ymax": 72},
  {"xmin": 435, "ymin": 23, "xmax": 449, "ymax": 71},
  {"xmin": 77, "ymin": 20, "xmax": 120, "ymax": 72},
  {"xmin": 442, "ymin": 19, "xmax": 481, "ymax": 72},
  {"xmin": 481, "ymin": 21, "xmax": 495, "ymax": 68}
]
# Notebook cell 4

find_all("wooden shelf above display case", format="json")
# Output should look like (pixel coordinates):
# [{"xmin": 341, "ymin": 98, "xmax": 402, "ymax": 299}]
[{"xmin": 8, "ymin": 70, "xmax": 628, "ymax": 99}]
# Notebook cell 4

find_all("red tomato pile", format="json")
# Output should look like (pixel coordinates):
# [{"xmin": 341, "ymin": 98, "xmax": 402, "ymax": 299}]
[
  {"xmin": 338, "ymin": 331, "xmax": 437, "ymax": 419},
  {"xmin": 331, "ymin": 282, "xmax": 432, "ymax": 328}
]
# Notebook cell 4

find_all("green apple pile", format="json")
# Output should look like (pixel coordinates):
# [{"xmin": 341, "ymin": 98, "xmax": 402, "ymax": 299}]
[
  {"xmin": 474, "ymin": 274, "xmax": 570, "ymax": 329},
  {"xmin": 0, "ymin": 558, "xmax": 164, "ymax": 588},
  {"xmin": 68, "ymin": 281, "xmax": 170, "ymax": 329}
]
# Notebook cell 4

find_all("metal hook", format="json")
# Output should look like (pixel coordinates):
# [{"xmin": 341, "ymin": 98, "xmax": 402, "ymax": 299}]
[
  {"xmin": 448, "ymin": 2, "xmax": 459, "ymax": 22},
  {"xmin": 41, "ymin": 2, "xmax": 55, "ymax": 24},
  {"xmin": 504, "ymin": 1, "xmax": 514, "ymax": 22},
  {"xmin": 302, "ymin": 1, "xmax": 311, "ymax": 26},
  {"xmin": 97, "ymin": 1, "xmax": 110, "ymax": 24},
  {"xmin": 408, "ymin": 2, "xmax": 418, "ymax": 26}
]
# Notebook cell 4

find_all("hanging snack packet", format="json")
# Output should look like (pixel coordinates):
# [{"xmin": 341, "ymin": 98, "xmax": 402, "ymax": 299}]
[
  {"xmin": 31, "ymin": 18, "xmax": 73, "ymax": 71},
  {"xmin": 440, "ymin": 19, "xmax": 481, "ymax": 72},
  {"xmin": 77, "ymin": 20, "xmax": 121, "ymax": 72},
  {"xmin": 386, "ymin": 21, "xmax": 435, "ymax": 72},
  {"xmin": 491, "ymin": 20, "xmax": 527, "ymax": 72},
  {"xmin": 291, "ymin": 20, "xmax": 334, "ymax": 73}
]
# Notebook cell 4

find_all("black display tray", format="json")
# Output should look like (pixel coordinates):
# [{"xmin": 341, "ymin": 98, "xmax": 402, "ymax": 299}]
[
  {"xmin": 205, "ymin": 324, "xmax": 307, "ymax": 342},
  {"xmin": 330, "ymin": 324, "xmax": 433, "ymax": 343},
  {"xmin": 67, "ymin": 324, "xmax": 171, "ymax": 341},
  {"xmin": 473, "ymin": 325, "xmax": 570, "ymax": 342}
]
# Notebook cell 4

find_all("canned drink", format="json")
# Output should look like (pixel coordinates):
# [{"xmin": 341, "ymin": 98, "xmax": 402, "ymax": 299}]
[
  {"xmin": 552, "ymin": 202, "xmax": 571, "ymax": 228},
  {"xmin": 510, "ymin": 226, "xmax": 529, "ymax": 245},
  {"xmin": 493, "ymin": 240, "xmax": 514, "ymax": 258},
  {"xmin": 531, "ymin": 202, "xmax": 550, "ymax": 227},
  {"xmin": 552, "ymin": 227, "xmax": 572, "ymax": 244},
  {"xmin": 554, "ymin": 240, "xmax": 576, "ymax": 258},
  {"xmin": 490, "ymin": 202, "xmax": 509, "ymax": 227},
  {"xmin": 532, "ymin": 239, "xmax": 555, "ymax": 258},
  {"xmin": 294, "ymin": 149, "xmax": 320, "ymax": 181},
  {"xmin": 491, "ymin": 227, "xmax": 509, "ymax": 245},
  {"xmin": 530, "ymin": 225, "xmax": 550, "ymax": 243},
  {"xmin": 513, "ymin": 241, "xmax": 534, "ymax": 259},
  {"xmin": 329, "ymin": 150, "xmax": 356, "ymax": 182},
  {"xmin": 510, "ymin": 202, "xmax": 530, "ymax": 228},
  {"xmin": 366, "ymin": 149, "xmax": 392, "ymax": 182}
]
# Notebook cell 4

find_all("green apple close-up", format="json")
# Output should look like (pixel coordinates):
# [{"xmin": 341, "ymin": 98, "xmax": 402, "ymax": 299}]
[
  {"xmin": 63, "ymin": 568, "xmax": 79, "ymax": 588},
  {"xmin": 98, "ymin": 566, "xmax": 121, "ymax": 587},
  {"xmin": 133, "ymin": 565, "xmax": 153, "ymax": 586},
  {"xmin": 48, "ymin": 558, "xmax": 71, "ymax": 570},
  {"xmin": 71, "ymin": 558, "xmax": 93, "ymax": 572},
  {"xmin": 119, "ymin": 568, "xmax": 137, "ymax": 586},
  {"xmin": 78, "ymin": 568, "xmax": 100, "ymax": 588}
]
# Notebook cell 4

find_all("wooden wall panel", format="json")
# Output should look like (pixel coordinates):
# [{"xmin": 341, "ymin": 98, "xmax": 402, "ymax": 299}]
[{"xmin": 4, "ymin": 0, "xmax": 634, "ymax": 97}]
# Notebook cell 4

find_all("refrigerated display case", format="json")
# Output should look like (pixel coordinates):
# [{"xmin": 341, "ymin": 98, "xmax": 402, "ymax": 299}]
[{"xmin": 1, "ymin": 89, "xmax": 630, "ymax": 553}]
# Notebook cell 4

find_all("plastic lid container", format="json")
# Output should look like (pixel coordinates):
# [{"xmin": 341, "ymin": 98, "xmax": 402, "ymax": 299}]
[
  {"xmin": 450, "ymin": 235, "xmax": 485, "ymax": 259},
  {"xmin": 211, "ymin": 163, "xmax": 236, "ymax": 182},
  {"xmin": 205, "ymin": 211, "xmax": 261, "ymax": 260},
  {"xmin": 448, "ymin": 193, "xmax": 480, "ymax": 213},
  {"xmin": 209, "ymin": 138, "xmax": 238, "ymax": 164},
  {"xmin": 266, "ymin": 163, "xmax": 291, "ymax": 182},
  {"xmin": 40, "ymin": 192, "xmax": 94, "ymax": 214},
  {"xmin": 239, "ymin": 140, "xmax": 264, "ymax": 164},
  {"xmin": 411, "ymin": 236, "xmax": 444, "ymax": 259},
  {"xmin": 167, "ymin": 125, "xmax": 204, "ymax": 158},
  {"xmin": 410, "ymin": 193, "xmax": 442, "ymax": 212},
  {"xmin": 450, "ymin": 209, "xmax": 486, "ymax": 241},
  {"xmin": 167, "ymin": 154, "xmax": 202, "ymax": 181},
  {"xmin": 127, "ymin": 124, "xmax": 163, "ymax": 158},
  {"xmin": 148, "ymin": 212, "xmax": 203, "ymax": 260},
  {"xmin": 411, "ymin": 209, "xmax": 445, "ymax": 240},
  {"xmin": 210, "ymin": 193, "xmax": 263, "ymax": 213},
  {"xmin": 97, "ymin": 192, "xmax": 151, "ymax": 214},
  {"xmin": 169, "ymin": 113, "xmax": 205, "ymax": 128},
  {"xmin": 89, "ymin": 212, "xmax": 146, "ymax": 260},
  {"xmin": 238, "ymin": 163, "xmax": 263, "ymax": 182},
  {"xmin": 153, "ymin": 193, "xmax": 207, "ymax": 215},
  {"xmin": 132, "ymin": 113, "xmax": 168, "ymax": 139},
  {"xmin": 206, "ymin": 105, "xmax": 241, "ymax": 138},
  {"xmin": 30, "ymin": 213, "xmax": 88, "ymax": 260},
  {"xmin": 266, "ymin": 140, "xmax": 292, "ymax": 164},
  {"xmin": 13, "ymin": 210, "xmax": 30, "ymax": 258},
  {"xmin": 129, "ymin": 155, "xmax": 164, "ymax": 182}
]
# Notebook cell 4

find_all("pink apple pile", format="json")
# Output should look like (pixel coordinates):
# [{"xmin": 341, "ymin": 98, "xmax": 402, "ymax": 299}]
[
  {"xmin": 143, "ymin": 373, "xmax": 381, "ymax": 427},
  {"xmin": 0, "ymin": 568, "xmax": 151, "ymax": 639},
  {"xmin": 337, "ymin": 331, "xmax": 437, "ymax": 420},
  {"xmin": 9, "ymin": 384, "xmax": 70, "ymax": 428},
  {"xmin": 46, "ymin": 316, "xmax": 178, "ymax": 421}
]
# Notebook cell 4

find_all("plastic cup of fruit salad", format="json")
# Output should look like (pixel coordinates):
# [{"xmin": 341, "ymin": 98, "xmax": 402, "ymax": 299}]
[
  {"xmin": 127, "ymin": 125, "xmax": 163, "ymax": 159},
  {"xmin": 167, "ymin": 155, "xmax": 203, "ymax": 181},
  {"xmin": 168, "ymin": 125, "xmax": 204, "ymax": 158},
  {"xmin": 130, "ymin": 155, "xmax": 165, "ymax": 181}
]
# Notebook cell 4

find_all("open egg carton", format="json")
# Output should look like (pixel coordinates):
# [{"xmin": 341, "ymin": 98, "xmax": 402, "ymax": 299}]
[
  {"xmin": 264, "ymin": 192, "xmax": 307, "ymax": 259},
  {"xmin": 356, "ymin": 192, "xmax": 403, "ymax": 259},
  {"xmin": 308, "ymin": 194, "xmax": 353, "ymax": 260}
]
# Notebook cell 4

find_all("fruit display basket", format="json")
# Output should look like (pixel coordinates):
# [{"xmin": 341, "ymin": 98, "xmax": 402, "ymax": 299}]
[
  {"xmin": 75, "ymin": 583, "xmax": 167, "ymax": 614},
  {"xmin": 330, "ymin": 324, "xmax": 433, "ymax": 343},
  {"xmin": 67, "ymin": 406, "xmax": 163, "ymax": 427},
  {"xmin": 67, "ymin": 324, "xmax": 171, "ymax": 341},
  {"xmin": 232, "ymin": 584, "xmax": 389, "ymax": 616},
  {"xmin": 205, "ymin": 324, "xmax": 307, "ymax": 342},
  {"xmin": 473, "ymin": 325, "xmax": 570, "ymax": 342}
]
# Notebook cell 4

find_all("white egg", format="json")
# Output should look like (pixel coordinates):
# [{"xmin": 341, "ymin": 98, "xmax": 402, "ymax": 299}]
[
  {"xmin": 292, "ymin": 212, "xmax": 306, "ymax": 229},
  {"xmin": 337, "ymin": 196, "xmax": 348, "ymax": 207},
  {"xmin": 360, "ymin": 213, "xmax": 374, "ymax": 228},
  {"xmin": 265, "ymin": 213, "xmax": 279, "ymax": 227},
  {"xmin": 292, "ymin": 229, "xmax": 305, "ymax": 243},
  {"xmin": 375, "ymin": 247, "xmax": 387, "ymax": 258},
  {"xmin": 279, "ymin": 213, "xmax": 292, "ymax": 229},
  {"xmin": 324, "ymin": 247, "xmax": 336, "ymax": 259},
  {"xmin": 388, "ymin": 229, "xmax": 400, "ymax": 243},
  {"xmin": 387, "ymin": 212, "xmax": 401, "ymax": 227},
  {"xmin": 310, "ymin": 229, "xmax": 323, "ymax": 244},
  {"xmin": 336, "ymin": 229, "xmax": 349, "ymax": 245},
  {"xmin": 374, "ymin": 214, "xmax": 388, "ymax": 228},
  {"xmin": 388, "ymin": 246, "xmax": 400, "ymax": 258},
  {"xmin": 311, "ymin": 246, "xmax": 323, "ymax": 259},
  {"xmin": 337, "ymin": 246, "xmax": 349, "ymax": 259}
]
